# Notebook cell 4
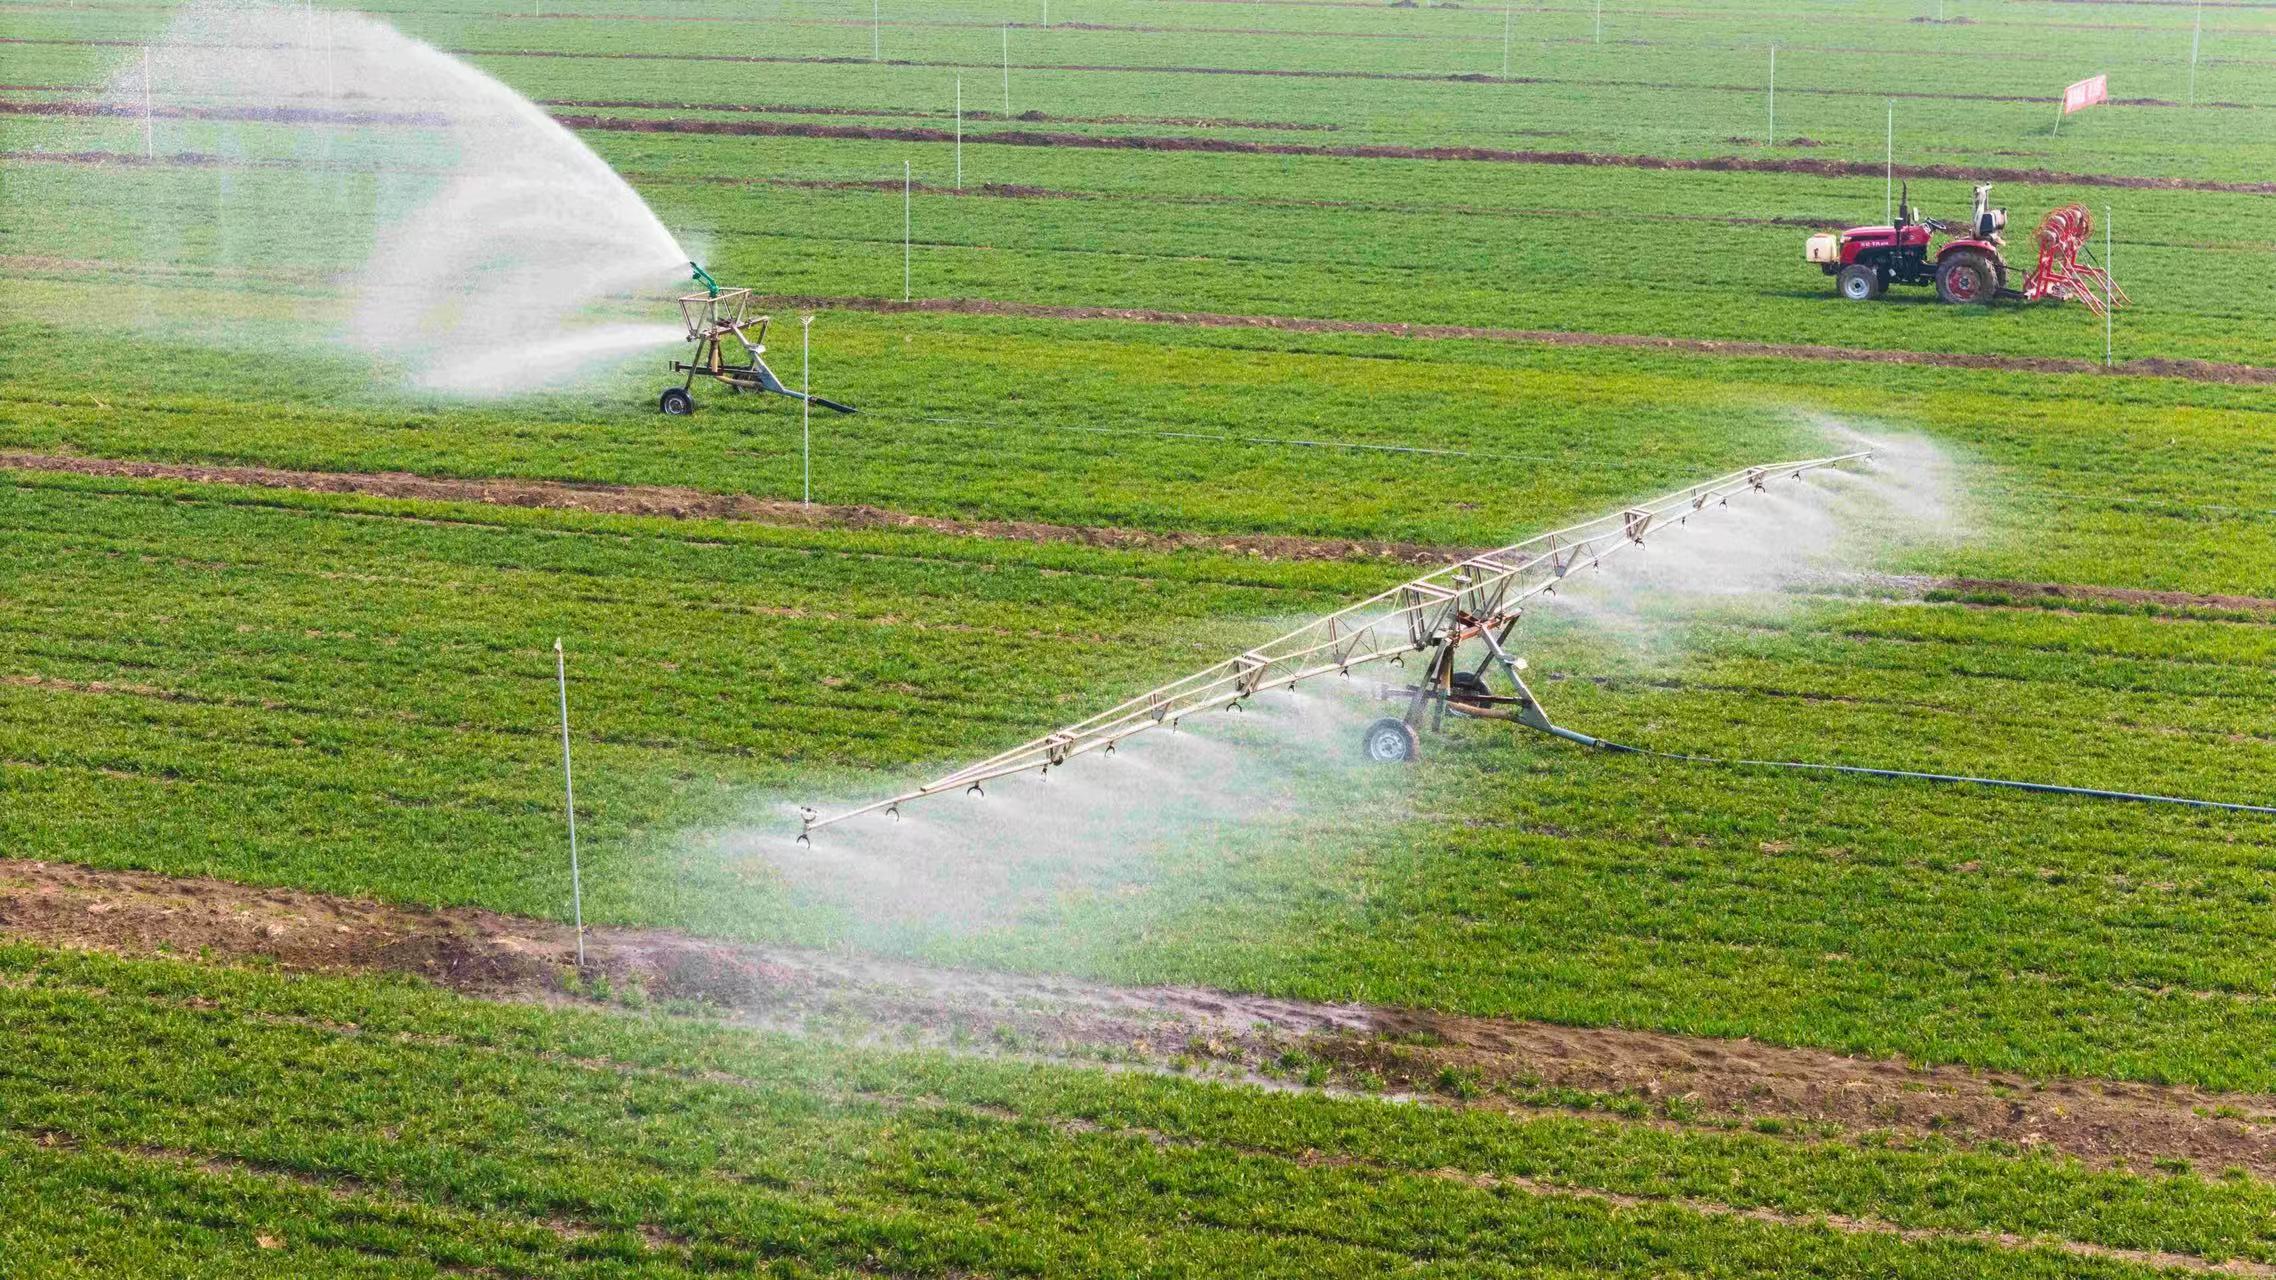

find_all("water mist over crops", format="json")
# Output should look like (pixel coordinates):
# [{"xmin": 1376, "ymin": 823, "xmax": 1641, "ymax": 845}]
[
  {"xmin": 1532, "ymin": 425, "xmax": 1963, "ymax": 669},
  {"xmin": 104, "ymin": 0, "xmax": 688, "ymax": 392},
  {"xmin": 711, "ymin": 427, "xmax": 1960, "ymax": 955},
  {"xmin": 709, "ymin": 681, "xmax": 1411, "ymax": 957}
]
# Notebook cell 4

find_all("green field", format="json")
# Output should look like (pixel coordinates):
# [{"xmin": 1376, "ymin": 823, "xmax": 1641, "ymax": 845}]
[{"xmin": 4, "ymin": 0, "xmax": 2275, "ymax": 1274}]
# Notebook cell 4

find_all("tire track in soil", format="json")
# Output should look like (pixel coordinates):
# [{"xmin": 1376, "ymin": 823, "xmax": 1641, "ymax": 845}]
[{"xmin": 6, "ymin": 856, "xmax": 2276, "ymax": 1191}]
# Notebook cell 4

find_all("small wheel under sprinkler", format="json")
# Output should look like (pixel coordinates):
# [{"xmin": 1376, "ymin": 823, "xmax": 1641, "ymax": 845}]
[
  {"xmin": 1362, "ymin": 717, "xmax": 1420, "ymax": 764},
  {"xmin": 658, "ymin": 387, "xmax": 695, "ymax": 416}
]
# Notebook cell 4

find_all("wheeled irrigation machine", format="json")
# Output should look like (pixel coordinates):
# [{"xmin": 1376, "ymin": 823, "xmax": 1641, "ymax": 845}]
[
  {"xmin": 659, "ymin": 264, "xmax": 856, "ymax": 417},
  {"xmin": 1804, "ymin": 183, "xmax": 2128, "ymax": 315},
  {"xmin": 798, "ymin": 454, "xmax": 1871, "ymax": 840}
]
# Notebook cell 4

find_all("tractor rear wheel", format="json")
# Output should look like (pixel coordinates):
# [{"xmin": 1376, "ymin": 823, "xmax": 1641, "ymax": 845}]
[
  {"xmin": 1935, "ymin": 253, "xmax": 1996, "ymax": 305},
  {"xmin": 1361, "ymin": 717, "xmax": 1420, "ymax": 764},
  {"xmin": 659, "ymin": 387, "xmax": 695, "ymax": 416},
  {"xmin": 1836, "ymin": 264, "xmax": 1882, "ymax": 301}
]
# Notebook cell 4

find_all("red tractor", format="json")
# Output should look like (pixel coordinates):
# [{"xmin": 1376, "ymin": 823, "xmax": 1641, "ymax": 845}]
[{"xmin": 1806, "ymin": 182, "xmax": 2011, "ymax": 305}]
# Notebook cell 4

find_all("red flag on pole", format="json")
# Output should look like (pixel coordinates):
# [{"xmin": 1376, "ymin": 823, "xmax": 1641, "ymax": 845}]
[{"xmin": 2061, "ymin": 74, "xmax": 2108, "ymax": 116}]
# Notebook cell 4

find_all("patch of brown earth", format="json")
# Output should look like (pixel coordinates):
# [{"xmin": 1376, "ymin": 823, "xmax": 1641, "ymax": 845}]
[
  {"xmin": 7, "ymin": 857, "xmax": 2276, "ymax": 1184},
  {"xmin": 1930, "ymin": 577, "xmax": 2276, "ymax": 616},
  {"xmin": 0, "ymin": 453, "xmax": 1472, "ymax": 566}
]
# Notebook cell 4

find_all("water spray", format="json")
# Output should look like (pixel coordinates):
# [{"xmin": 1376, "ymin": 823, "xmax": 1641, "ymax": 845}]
[{"xmin": 798, "ymin": 451, "xmax": 2272, "ymax": 844}]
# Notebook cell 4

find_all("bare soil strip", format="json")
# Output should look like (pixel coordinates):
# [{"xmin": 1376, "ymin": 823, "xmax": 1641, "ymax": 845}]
[
  {"xmin": 542, "ymin": 112, "xmax": 2276, "ymax": 195},
  {"xmin": 11, "ymin": 95, "xmax": 2272, "ymax": 191},
  {"xmin": 13, "ymin": 457, "xmax": 2276, "ymax": 622},
  {"xmin": 0, "ymin": 453, "xmax": 1469, "ymax": 566},
  {"xmin": 757, "ymin": 293, "xmax": 2276, "ymax": 386},
  {"xmin": 535, "ymin": 97, "xmax": 1340, "ymax": 132},
  {"xmin": 5, "ymin": 857, "xmax": 2276, "ymax": 1188}
]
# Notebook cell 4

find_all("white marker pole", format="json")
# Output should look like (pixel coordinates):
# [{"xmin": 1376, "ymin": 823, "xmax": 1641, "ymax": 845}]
[
  {"xmin": 1767, "ymin": 45, "xmax": 1776, "ymax": 144},
  {"xmin": 2105, "ymin": 206, "xmax": 2114, "ymax": 368},
  {"xmin": 553, "ymin": 639, "xmax": 584, "ymax": 971},
  {"xmin": 955, "ymin": 77, "xmax": 963, "ymax": 189},
  {"xmin": 903, "ymin": 159, "xmax": 912, "ymax": 302},
  {"xmin": 1002, "ymin": 24, "xmax": 1011, "ymax": 114},
  {"xmin": 1885, "ymin": 100, "xmax": 1893, "ymax": 223},
  {"xmin": 142, "ymin": 46, "xmax": 153, "ymax": 161},
  {"xmin": 1043, "ymin": 0, "xmax": 1049, "ymax": 27},
  {"xmin": 1594, "ymin": 0, "xmax": 1602, "ymax": 44},
  {"xmin": 2188, "ymin": 0, "xmax": 2203, "ymax": 107},
  {"xmin": 1501, "ymin": 4, "xmax": 1511, "ymax": 77},
  {"xmin": 872, "ymin": 0, "xmax": 880, "ymax": 60},
  {"xmin": 801, "ymin": 315, "xmax": 814, "ymax": 506}
]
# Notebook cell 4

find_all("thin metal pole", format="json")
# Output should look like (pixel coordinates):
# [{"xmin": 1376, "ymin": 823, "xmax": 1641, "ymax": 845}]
[
  {"xmin": 1501, "ymin": 4, "xmax": 1511, "ymax": 77},
  {"xmin": 1002, "ymin": 24, "xmax": 1011, "ymax": 114},
  {"xmin": 553, "ymin": 639, "xmax": 584, "ymax": 970},
  {"xmin": 1593, "ymin": 0, "xmax": 1602, "ymax": 44},
  {"xmin": 1767, "ymin": 45, "xmax": 1775, "ymax": 144},
  {"xmin": 872, "ymin": 0, "xmax": 880, "ymax": 60},
  {"xmin": 955, "ymin": 77, "xmax": 962, "ymax": 189},
  {"xmin": 2188, "ymin": 0, "xmax": 2203, "ymax": 107},
  {"xmin": 1043, "ymin": 0, "xmax": 1049, "ymax": 27},
  {"xmin": 2105, "ymin": 206, "xmax": 2114, "ymax": 368},
  {"xmin": 142, "ymin": 46, "xmax": 152, "ymax": 161},
  {"xmin": 903, "ymin": 159, "xmax": 911, "ymax": 302},
  {"xmin": 1885, "ymin": 100, "xmax": 1893, "ymax": 223},
  {"xmin": 801, "ymin": 316, "xmax": 813, "ymax": 506}
]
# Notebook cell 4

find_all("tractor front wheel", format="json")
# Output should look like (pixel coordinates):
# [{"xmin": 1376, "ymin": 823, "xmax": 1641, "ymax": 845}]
[
  {"xmin": 1361, "ymin": 717, "xmax": 1421, "ymax": 764},
  {"xmin": 1935, "ymin": 253, "xmax": 1996, "ymax": 305},
  {"xmin": 1836, "ymin": 264, "xmax": 1882, "ymax": 301},
  {"xmin": 659, "ymin": 388, "xmax": 695, "ymax": 416}
]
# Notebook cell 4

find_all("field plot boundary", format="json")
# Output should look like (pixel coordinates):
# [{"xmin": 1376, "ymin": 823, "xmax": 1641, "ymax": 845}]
[
  {"xmin": 8, "ymin": 854, "xmax": 2276, "ymax": 1194},
  {"xmin": 10, "ymin": 457, "xmax": 2274, "ymax": 619}
]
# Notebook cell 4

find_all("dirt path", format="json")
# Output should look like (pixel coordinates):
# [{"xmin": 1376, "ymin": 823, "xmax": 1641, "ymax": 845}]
[
  {"xmin": 6, "ymin": 856, "xmax": 2276, "ymax": 1184},
  {"xmin": 0, "ymin": 452, "xmax": 1472, "ymax": 566}
]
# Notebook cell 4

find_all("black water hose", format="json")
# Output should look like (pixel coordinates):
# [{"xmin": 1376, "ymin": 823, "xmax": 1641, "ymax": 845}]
[{"xmin": 1540, "ymin": 724, "xmax": 2276, "ymax": 816}]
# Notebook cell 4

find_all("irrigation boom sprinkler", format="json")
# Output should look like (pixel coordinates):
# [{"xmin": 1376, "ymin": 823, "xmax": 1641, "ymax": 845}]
[{"xmin": 797, "ymin": 452, "xmax": 1872, "ymax": 841}]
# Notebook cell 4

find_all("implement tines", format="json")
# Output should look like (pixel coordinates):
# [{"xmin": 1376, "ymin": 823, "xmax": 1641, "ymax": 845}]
[{"xmin": 800, "ymin": 453, "xmax": 1871, "ymax": 836}]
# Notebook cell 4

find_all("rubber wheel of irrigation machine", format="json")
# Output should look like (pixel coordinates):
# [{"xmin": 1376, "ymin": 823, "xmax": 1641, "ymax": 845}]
[
  {"xmin": 1934, "ymin": 253, "xmax": 1995, "ymax": 305},
  {"xmin": 658, "ymin": 388, "xmax": 695, "ymax": 416},
  {"xmin": 1361, "ymin": 717, "xmax": 1421, "ymax": 764},
  {"xmin": 1836, "ymin": 264, "xmax": 1882, "ymax": 301}
]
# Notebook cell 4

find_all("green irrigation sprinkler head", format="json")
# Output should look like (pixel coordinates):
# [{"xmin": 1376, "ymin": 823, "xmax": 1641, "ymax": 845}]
[{"xmin": 689, "ymin": 261, "xmax": 719, "ymax": 297}]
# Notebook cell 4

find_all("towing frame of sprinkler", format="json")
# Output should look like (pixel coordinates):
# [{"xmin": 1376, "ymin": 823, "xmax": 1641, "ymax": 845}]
[
  {"xmin": 798, "ymin": 452, "xmax": 1870, "ymax": 841},
  {"xmin": 661, "ymin": 263, "xmax": 857, "ymax": 417}
]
